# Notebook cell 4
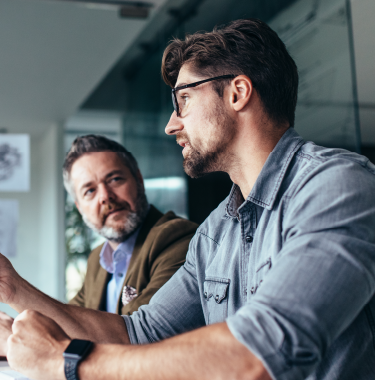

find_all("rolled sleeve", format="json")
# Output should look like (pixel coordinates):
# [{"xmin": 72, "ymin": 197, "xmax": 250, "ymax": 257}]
[
  {"xmin": 123, "ymin": 315, "xmax": 140, "ymax": 344},
  {"xmin": 227, "ymin": 249, "xmax": 373, "ymax": 379},
  {"xmin": 122, "ymin": 235, "xmax": 206, "ymax": 344}
]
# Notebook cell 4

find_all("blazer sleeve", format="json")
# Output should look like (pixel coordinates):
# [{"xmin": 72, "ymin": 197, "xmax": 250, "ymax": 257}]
[
  {"xmin": 67, "ymin": 244, "xmax": 104, "ymax": 308},
  {"xmin": 121, "ymin": 221, "xmax": 197, "ymax": 315}
]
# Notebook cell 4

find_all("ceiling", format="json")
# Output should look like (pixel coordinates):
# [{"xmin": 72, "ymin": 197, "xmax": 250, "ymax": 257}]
[{"xmin": 0, "ymin": 0, "xmax": 167, "ymax": 135}]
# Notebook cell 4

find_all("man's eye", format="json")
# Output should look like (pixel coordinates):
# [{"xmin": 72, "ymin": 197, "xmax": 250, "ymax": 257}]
[
  {"xmin": 84, "ymin": 188, "xmax": 94, "ymax": 196},
  {"xmin": 178, "ymin": 94, "xmax": 189, "ymax": 103},
  {"xmin": 110, "ymin": 177, "xmax": 123, "ymax": 182}
]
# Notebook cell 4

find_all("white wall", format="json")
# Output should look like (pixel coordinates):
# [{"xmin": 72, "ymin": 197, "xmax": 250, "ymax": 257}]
[
  {"xmin": 0, "ymin": 125, "xmax": 65, "ymax": 318},
  {"xmin": 37, "ymin": 125, "xmax": 65, "ymax": 301}
]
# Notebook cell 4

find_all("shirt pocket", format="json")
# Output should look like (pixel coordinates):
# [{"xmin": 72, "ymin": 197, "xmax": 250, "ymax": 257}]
[{"xmin": 203, "ymin": 277, "xmax": 230, "ymax": 325}]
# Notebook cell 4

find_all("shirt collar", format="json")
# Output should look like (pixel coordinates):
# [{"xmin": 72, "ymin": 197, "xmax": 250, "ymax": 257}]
[
  {"xmin": 225, "ymin": 128, "xmax": 304, "ymax": 217},
  {"xmin": 99, "ymin": 226, "xmax": 141, "ymax": 274}
]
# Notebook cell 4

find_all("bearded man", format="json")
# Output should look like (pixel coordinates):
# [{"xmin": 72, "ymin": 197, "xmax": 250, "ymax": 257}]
[{"xmin": 64, "ymin": 135, "xmax": 197, "ymax": 315}]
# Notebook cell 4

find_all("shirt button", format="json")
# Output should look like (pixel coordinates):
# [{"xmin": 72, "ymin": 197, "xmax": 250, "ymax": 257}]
[
  {"xmin": 215, "ymin": 295, "xmax": 219, "ymax": 302},
  {"xmin": 117, "ymin": 273, "xmax": 123, "ymax": 277},
  {"xmin": 250, "ymin": 287, "xmax": 255, "ymax": 294},
  {"xmin": 246, "ymin": 236, "xmax": 253, "ymax": 243},
  {"xmin": 204, "ymin": 292, "xmax": 208, "ymax": 298}
]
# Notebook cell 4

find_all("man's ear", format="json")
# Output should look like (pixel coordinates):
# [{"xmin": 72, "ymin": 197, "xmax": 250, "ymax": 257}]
[{"xmin": 229, "ymin": 75, "xmax": 253, "ymax": 112}]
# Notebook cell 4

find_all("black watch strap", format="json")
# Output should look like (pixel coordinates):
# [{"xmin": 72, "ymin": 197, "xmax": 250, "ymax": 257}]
[
  {"xmin": 63, "ymin": 339, "xmax": 93, "ymax": 380},
  {"xmin": 64, "ymin": 358, "xmax": 80, "ymax": 380}
]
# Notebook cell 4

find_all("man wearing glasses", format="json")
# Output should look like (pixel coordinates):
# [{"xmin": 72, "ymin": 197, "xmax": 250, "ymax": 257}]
[{"xmin": 2, "ymin": 18, "xmax": 375, "ymax": 380}]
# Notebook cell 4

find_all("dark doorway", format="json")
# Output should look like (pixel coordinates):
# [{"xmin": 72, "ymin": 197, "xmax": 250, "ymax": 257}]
[
  {"xmin": 362, "ymin": 145, "xmax": 375, "ymax": 165},
  {"xmin": 187, "ymin": 172, "xmax": 233, "ymax": 225}
]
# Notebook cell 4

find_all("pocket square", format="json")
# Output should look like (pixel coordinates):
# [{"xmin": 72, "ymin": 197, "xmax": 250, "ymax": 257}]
[{"xmin": 122, "ymin": 285, "xmax": 137, "ymax": 305}]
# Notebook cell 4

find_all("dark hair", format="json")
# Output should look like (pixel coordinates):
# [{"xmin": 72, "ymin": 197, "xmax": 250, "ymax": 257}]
[
  {"xmin": 162, "ymin": 18, "xmax": 299, "ymax": 127},
  {"xmin": 63, "ymin": 134, "xmax": 140, "ymax": 198}
]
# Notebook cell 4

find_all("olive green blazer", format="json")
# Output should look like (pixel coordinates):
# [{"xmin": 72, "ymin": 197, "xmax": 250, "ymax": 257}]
[{"xmin": 69, "ymin": 205, "xmax": 198, "ymax": 315}]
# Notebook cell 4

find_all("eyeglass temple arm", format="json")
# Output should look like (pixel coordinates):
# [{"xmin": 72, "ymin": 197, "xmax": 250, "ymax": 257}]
[{"xmin": 173, "ymin": 75, "xmax": 236, "ymax": 92}]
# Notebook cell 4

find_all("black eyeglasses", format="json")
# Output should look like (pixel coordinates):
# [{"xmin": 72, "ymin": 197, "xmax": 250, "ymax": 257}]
[{"xmin": 171, "ymin": 74, "xmax": 236, "ymax": 117}]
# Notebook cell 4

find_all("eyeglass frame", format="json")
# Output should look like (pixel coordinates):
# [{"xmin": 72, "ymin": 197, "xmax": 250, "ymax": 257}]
[{"xmin": 171, "ymin": 74, "xmax": 236, "ymax": 117}]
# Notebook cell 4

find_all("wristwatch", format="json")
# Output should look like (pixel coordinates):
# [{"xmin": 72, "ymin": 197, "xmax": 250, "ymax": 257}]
[{"xmin": 63, "ymin": 339, "xmax": 93, "ymax": 380}]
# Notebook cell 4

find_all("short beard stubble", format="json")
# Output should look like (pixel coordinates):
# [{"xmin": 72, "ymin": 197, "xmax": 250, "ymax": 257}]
[{"xmin": 181, "ymin": 101, "xmax": 237, "ymax": 178}]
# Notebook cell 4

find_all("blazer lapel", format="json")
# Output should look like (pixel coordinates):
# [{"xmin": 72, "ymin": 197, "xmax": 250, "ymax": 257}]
[
  {"xmin": 116, "ymin": 205, "xmax": 163, "ymax": 313},
  {"xmin": 87, "ymin": 265, "xmax": 111, "ymax": 311}
]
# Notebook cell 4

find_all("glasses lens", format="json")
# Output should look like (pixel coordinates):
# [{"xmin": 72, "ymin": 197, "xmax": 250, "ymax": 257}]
[{"xmin": 171, "ymin": 91, "xmax": 179, "ymax": 116}]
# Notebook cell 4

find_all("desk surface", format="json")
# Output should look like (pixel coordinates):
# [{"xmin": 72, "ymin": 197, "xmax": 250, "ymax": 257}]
[
  {"xmin": 0, "ymin": 361, "xmax": 30, "ymax": 379},
  {"xmin": 0, "ymin": 361, "xmax": 10, "ymax": 370}
]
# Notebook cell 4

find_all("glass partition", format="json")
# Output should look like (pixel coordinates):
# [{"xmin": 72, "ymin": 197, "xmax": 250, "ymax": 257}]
[{"xmin": 269, "ymin": 0, "xmax": 361, "ymax": 150}]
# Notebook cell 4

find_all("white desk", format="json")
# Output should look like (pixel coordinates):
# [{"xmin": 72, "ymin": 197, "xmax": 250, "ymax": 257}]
[
  {"xmin": 0, "ymin": 361, "xmax": 11, "ymax": 370},
  {"xmin": 0, "ymin": 361, "xmax": 30, "ymax": 380}
]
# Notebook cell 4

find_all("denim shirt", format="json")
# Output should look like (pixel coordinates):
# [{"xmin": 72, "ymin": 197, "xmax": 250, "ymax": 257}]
[{"xmin": 124, "ymin": 128, "xmax": 375, "ymax": 380}]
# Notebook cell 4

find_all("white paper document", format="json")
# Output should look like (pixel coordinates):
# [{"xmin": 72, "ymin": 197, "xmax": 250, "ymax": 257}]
[
  {"xmin": 0, "ymin": 134, "xmax": 30, "ymax": 192},
  {"xmin": 0, "ymin": 370, "xmax": 30, "ymax": 380},
  {"xmin": 0, "ymin": 199, "xmax": 19, "ymax": 257}
]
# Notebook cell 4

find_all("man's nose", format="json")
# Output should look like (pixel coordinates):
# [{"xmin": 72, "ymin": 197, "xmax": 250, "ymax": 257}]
[
  {"xmin": 165, "ymin": 111, "xmax": 183, "ymax": 135},
  {"xmin": 98, "ymin": 184, "xmax": 114, "ymax": 204}
]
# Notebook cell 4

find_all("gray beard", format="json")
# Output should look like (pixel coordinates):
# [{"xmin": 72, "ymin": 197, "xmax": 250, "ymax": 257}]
[{"xmin": 82, "ymin": 187, "xmax": 149, "ymax": 243}]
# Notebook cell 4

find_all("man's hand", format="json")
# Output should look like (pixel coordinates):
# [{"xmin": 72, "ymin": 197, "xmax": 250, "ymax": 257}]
[
  {"xmin": 0, "ymin": 254, "xmax": 20, "ymax": 305},
  {"xmin": 7, "ymin": 310, "xmax": 70, "ymax": 380},
  {"xmin": 0, "ymin": 311, "xmax": 13, "ymax": 356}
]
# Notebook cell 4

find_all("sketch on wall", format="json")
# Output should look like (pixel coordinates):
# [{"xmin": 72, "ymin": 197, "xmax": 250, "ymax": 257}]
[
  {"xmin": 0, "ymin": 134, "xmax": 30, "ymax": 192},
  {"xmin": 0, "ymin": 199, "xmax": 19, "ymax": 257}
]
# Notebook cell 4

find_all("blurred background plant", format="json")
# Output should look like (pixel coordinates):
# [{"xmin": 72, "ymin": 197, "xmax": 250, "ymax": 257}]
[{"xmin": 65, "ymin": 195, "xmax": 104, "ymax": 300}]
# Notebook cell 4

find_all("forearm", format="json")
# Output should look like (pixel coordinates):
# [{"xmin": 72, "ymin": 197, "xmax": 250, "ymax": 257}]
[
  {"xmin": 79, "ymin": 323, "xmax": 271, "ymax": 380},
  {"xmin": 9, "ymin": 279, "xmax": 129, "ymax": 344}
]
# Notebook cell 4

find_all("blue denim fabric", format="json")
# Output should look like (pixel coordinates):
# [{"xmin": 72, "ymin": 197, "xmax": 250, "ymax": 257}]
[{"xmin": 123, "ymin": 128, "xmax": 375, "ymax": 380}]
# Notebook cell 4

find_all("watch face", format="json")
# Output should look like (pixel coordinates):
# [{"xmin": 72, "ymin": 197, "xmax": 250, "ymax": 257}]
[{"xmin": 64, "ymin": 340, "xmax": 92, "ymax": 357}]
